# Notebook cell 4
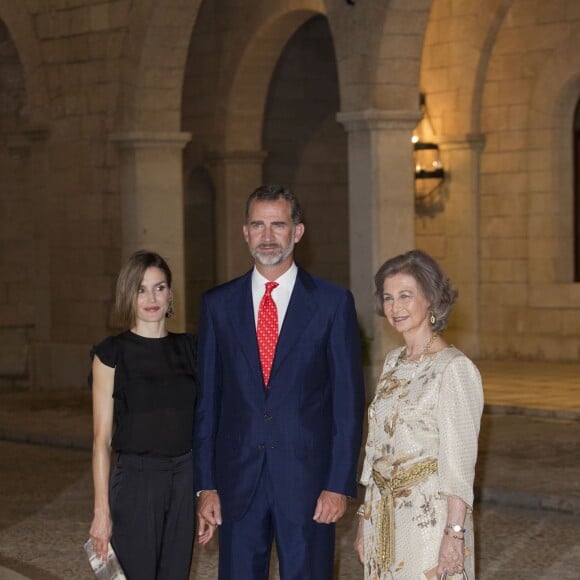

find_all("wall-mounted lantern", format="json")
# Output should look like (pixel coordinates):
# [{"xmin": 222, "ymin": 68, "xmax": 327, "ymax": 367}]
[{"xmin": 412, "ymin": 97, "xmax": 447, "ymax": 216}]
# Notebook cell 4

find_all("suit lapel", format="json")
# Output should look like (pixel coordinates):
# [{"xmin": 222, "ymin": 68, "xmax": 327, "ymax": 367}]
[
  {"xmin": 227, "ymin": 272, "xmax": 263, "ymax": 386},
  {"xmin": 269, "ymin": 268, "xmax": 316, "ymax": 383}
]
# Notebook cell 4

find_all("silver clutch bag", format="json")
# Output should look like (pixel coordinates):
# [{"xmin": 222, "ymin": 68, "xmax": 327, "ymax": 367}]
[{"xmin": 84, "ymin": 539, "xmax": 127, "ymax": 579}]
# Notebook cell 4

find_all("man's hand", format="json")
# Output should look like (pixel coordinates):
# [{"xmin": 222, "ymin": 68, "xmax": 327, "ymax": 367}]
[
  {"xmin": 197, "ymin": 490, "xmax": 222, "ymax": 545},
  {"xmin": 313, "ymin": 490, "xmax": 347, "ymax": 524}
]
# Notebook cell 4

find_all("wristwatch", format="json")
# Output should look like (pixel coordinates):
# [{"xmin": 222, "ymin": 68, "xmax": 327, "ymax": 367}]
[{"xmin": 446, "ymin": 523, "xmax": 467, "ymax": 533}]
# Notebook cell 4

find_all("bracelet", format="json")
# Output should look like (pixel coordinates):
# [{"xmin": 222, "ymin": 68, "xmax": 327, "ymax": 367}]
[
  {"xmin": 444, "ymin": 529, "xmax": 465, "ymax": 541},
  {"xmin": 356, "ymin": 504, "xmax": 365, "ymax": 517}
]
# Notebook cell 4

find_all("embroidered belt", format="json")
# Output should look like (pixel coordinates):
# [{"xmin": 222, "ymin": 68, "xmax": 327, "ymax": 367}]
[{"xmin": 370, "ymin": 458, "xmax": 438, "ymax": 569}]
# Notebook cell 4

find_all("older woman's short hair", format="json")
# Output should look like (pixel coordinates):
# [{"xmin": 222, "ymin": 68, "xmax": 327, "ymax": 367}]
[
  {"xmin": 374, "ymin": 250, "xmax": 457, "ymax": 332},
  {"xmin": 115, "ymin": 250, "xmax": 172, "ymax": 328}
]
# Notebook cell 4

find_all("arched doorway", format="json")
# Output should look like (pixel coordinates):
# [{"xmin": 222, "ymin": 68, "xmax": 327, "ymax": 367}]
[
  {"xmin": 184, "ymin": 166, "xmax": 216, "ymax": 330},
  {"xmin": 262, "ymin": 15, "xmax": 349, "ymax": 288}
]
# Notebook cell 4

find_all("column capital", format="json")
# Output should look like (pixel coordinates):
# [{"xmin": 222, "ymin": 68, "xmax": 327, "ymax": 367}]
[
  {"xmin": 438, "ymin": 133, "xmax": 486, "ymax": 152},
  {"xmin": 337, "ymin": 108, "xmax": 421, "ymax": 132},
  {"xmin": 109, "ymin": 131, "xmax": 192, "ymax": 150},
  {"xmin": 205, "ymin": 149, "xmax": 268, "ymax": 165}
]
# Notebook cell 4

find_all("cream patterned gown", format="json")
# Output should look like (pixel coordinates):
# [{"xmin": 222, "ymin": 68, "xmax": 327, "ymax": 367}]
[{"xmin": 360, "ymin": 346, "xmax": 484, "ymax": 579}]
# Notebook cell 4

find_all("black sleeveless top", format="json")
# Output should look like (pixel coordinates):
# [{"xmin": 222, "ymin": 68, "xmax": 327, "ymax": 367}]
[{"xmin": 91, "ymin": 331, "xmax": 198, "ymax": 457}]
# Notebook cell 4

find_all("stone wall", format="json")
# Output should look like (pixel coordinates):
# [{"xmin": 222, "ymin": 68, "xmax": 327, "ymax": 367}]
[
  {"xmin": 479, "ymin": 0, "xmax": 580, "ymax": 360},
  {"xmin": 419, "ymin": 0, "xmax": 580, "ymax": 360},
  {"xmin": 1, "ymin": 0, "xmax": 579, "ymax": 390},
  {"xmin": 0, "ymin": 21, "xmax": 32, "ymax": 331}
]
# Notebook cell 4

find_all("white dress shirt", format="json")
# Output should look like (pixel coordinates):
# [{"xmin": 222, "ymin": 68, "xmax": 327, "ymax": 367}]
[{"xmin": 251, "ymin": 263, "xmax": 298, "ymax": 332}]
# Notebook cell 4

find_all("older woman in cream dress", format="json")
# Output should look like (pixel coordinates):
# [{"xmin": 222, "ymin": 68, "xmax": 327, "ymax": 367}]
[{"xmin": 355, "ymin": 250, "xmax": 484, "ymax": 579}]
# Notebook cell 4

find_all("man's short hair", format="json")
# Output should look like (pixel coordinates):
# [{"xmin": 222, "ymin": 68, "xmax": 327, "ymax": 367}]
[{"xmin": 245, "ymin": 185, "xmax": 303, "ymax": 225}]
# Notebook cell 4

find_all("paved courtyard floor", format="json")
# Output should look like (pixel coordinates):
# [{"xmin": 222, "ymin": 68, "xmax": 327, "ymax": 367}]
[
  {"xmin": 1, "ymin": 441, "xmax": 580, "ymax": 580},
  {"xmin": 0, "ymin": 359, "xmax": 579, "ymax": 578}
]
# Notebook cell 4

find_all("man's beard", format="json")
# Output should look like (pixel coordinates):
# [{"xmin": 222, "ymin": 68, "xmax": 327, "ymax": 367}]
[{"xmin": 251, "ymin": 240, "xmax": 295, "ymax": 266}]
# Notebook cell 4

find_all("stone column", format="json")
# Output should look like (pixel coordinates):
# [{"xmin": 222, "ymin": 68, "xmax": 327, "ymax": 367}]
[
  {"xmin": 439, "ymin": 133, "xmax": 485, "ymax": 358},
  {"xmin": 110, "ymin": 131, "xmax": 191, "ymax": 331},
  {"xmin": 206, "ymin": 150, "xmax": 267, "ymax": 283},
  {"xmin": 337, "ymin": 109, "xmax": 421, "ymax": 383}
]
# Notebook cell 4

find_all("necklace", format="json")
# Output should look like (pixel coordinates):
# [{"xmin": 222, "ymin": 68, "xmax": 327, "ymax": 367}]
[
  {"xmin": 377, "ymin": 333, "xmax": 439, "ymax": 400},
  {"xmin": 375, "ymin": 333, "xmax": 440, "ymax": 402},
  {"xmin": 400, "ymin": 333, "xmax": 439, "ymax": 363}
]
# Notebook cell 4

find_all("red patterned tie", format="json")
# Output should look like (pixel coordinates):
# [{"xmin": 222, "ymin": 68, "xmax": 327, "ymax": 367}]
[{"xmin": 257, "ymin": 281, "xmax": 279, "ymax": 387}]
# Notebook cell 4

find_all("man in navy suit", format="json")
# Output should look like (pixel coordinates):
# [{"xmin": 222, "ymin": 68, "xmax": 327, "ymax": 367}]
[{"xmin": 194, "ymin": 185, "xmax": 364, "ymax": 579}]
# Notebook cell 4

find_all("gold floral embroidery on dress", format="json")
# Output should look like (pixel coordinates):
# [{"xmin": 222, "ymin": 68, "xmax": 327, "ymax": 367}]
[
  {"xmin": 379, "ymin": 351, "xmax": 436, "ymax": 403},
  {"xmin": 413, "ymin": 492, "xmax": 437, "ymax": 529},
  {"xmin": 383, "ymin": 409, "xmax": 398, "ymax": 438},
  {"xmin": 376, "ymin": 371, "xmax": 407, "ymax": 399}
]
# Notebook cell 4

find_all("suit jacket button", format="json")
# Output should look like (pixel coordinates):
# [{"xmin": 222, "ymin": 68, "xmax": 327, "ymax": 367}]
[
  {"xmin": 264, "ymin": 413, "xmax": 272, "ymax": 421},
  {"xmin": 257, "ymin": 444, "xmax": 265, "ymax": 451}
]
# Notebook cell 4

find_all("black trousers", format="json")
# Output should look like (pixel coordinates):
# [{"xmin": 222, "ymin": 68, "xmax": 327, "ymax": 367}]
[{"xmin": 110, "ymin": 450, "xmax": 194, "ymax": 580}]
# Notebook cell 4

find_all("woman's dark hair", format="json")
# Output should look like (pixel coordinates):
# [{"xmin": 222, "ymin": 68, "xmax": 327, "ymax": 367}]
[
  {"xmin": 245, "ymin": 184, "xmax": 303, "ymax": 225},
  {"xmin": 374, "ymin": 250, "xmax": 457, "ymax": 332},
  {"xmin": 115, "ymin": 250, "xmax": 172, "ymax": 327}
]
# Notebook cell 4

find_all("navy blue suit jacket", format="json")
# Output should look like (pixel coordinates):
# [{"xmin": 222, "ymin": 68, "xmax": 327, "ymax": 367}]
[{"xmin": 193, "ymin": 267, "xmax": 364, "ymax": 524}]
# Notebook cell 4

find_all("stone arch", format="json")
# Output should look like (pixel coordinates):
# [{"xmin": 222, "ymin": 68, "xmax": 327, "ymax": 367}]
[
  {"xmin": 420, "ymin": 0, "xmax": 515, "ymax": 138},
  {"xmin": 372, "ymin": 0, "xmax": 432, "ymax": 111},
  {"xmin": 261, "ymin": 14, "xmax": 348, "ymax": 287},
  {"xmin": 469, "ymin": 0, "xmax": 515, "ymax": 135},
  {"xmin": 223, "ymin": 1, "xmax": 325, "ymax": 152},
  {"xmin": 114, "ymin": 0, "xmax": 203, "ymax": 132},
  {"xmin": 325, "ymin": 0, "xmax": 432, "ymax": 113},
  {"xmin": 0, "ymin": 1, "xmax": 47, "ymax": 125},
  {"xmin": 528, "ymin": 31, "xmax": 580, "ymax": 293},
  {"xmin": 180, "ymin": 0, "xmax": 334, "ymax": 282}
]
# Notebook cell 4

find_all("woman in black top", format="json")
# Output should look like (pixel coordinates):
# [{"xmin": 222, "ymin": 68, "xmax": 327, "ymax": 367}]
[{"xmin": 89, "ymin": 250, "xmax": 198, "ymax": 580}]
